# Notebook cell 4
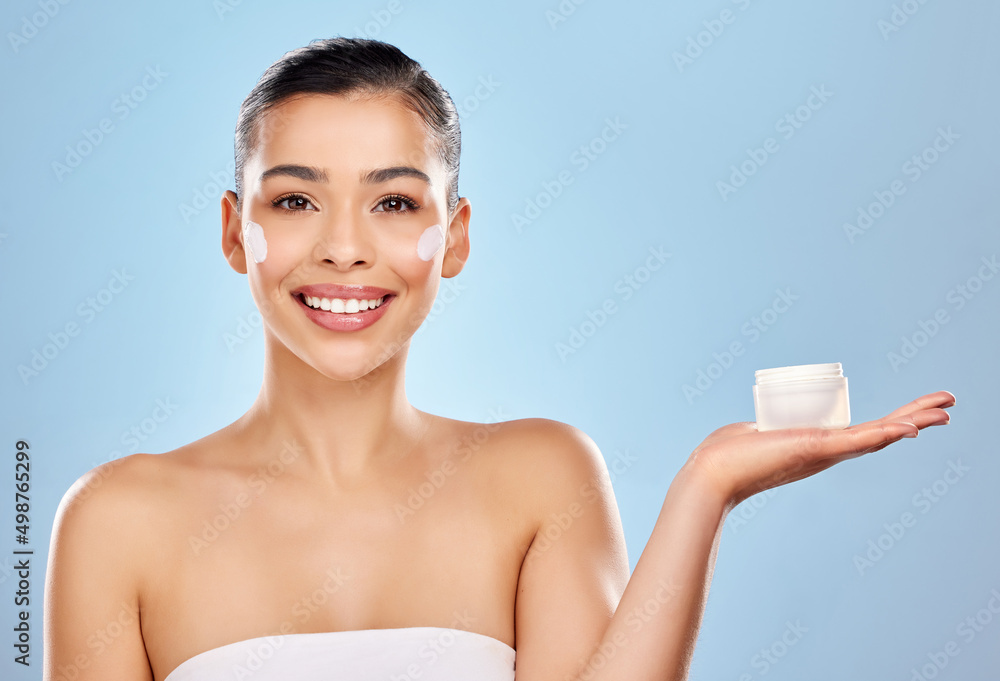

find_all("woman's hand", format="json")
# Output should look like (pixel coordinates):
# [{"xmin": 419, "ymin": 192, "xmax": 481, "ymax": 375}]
[{"xmin": 684, "ymin": 390, "xmax": 956, "ymax": 511}]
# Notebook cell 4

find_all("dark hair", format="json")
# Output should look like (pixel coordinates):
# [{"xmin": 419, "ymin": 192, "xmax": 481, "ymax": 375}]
[{"xmin": 234, "ymin": 37, "xmax": 461, "ymax": 214}]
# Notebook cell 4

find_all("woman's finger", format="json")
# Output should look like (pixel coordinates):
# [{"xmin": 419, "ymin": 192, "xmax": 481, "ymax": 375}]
[
  {"xmin": 848, "ymin": 405, "xmax": 952, "ymax": 435},
  {"xmin": 797, "ymin": 419, "xmax": 918, "ymax": 460},
  {"xmin": 885, "ymin": 407, "xmax": 951, "ymax": 430},
  {"xmin": 870, "ymin": 390, "xmax": 956, "ymax": 424}
]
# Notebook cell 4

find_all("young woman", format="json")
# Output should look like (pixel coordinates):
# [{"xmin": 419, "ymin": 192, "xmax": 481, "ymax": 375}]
[{"xmin": 43, "ymin": 37, "xmax": 954, "ymax": 681}]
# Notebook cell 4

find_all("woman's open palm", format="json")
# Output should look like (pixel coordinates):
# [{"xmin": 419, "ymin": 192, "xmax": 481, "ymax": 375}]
[{"xmin": 687, "ymin": 390, "xmax": 956, "ymax": 509}]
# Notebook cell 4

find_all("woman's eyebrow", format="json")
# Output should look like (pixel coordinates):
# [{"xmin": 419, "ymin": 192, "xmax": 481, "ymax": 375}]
[
  {"xmin": 258, "ymin": 164, "xmax": 432, "ymax": 186},
  {"xmin": 361, "ymin": 166, "xmax": 432, "ymax": 186},
  {"xmin": 259, "ymin": 164, "xmax": 328, "ymax": 183}
]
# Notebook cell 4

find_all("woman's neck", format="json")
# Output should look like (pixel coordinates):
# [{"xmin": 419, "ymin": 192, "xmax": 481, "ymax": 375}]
[{"xmin": 237, "ymin": 335, "xmax": 429, "ymax": 488}]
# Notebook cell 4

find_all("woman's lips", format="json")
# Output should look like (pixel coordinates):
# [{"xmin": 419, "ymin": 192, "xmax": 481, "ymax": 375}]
[{"xmin": 294, "ymin": 291, "xmax": 395, "ymax": 332}]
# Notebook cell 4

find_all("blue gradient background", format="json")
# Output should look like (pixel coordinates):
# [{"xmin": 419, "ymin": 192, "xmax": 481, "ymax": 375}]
[{"xmin": 2, "ymin": 0, "xmax": 998, "ymax": 679}]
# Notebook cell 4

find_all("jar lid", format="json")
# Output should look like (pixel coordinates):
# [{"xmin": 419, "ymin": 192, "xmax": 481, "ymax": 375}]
[{"xmin": 755, "ymin": 362, "xmax": 844, "ymax": 385}]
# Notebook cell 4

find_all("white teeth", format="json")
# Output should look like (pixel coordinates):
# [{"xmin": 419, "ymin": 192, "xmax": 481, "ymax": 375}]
[{"xmin": 303, "ymin": 294, "xmax": 385, "ymax": 313}]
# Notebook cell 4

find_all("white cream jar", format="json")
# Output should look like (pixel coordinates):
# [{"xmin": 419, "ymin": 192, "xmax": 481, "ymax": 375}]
[{"xmin": 753, "ymin": 362, "xmax": 851, "ymax": 431}]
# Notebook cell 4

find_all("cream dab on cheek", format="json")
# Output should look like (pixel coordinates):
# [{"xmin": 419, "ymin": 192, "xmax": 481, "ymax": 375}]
[
  {"xmin": 416, "ymin": 223, "xmax": 445, "ymax": 261},
  {"xmin": 243, "ymin": 220, "xmax": 268, "ymax": 263}
]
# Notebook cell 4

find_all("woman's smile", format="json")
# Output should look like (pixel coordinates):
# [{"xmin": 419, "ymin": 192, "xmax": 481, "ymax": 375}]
[{"xmin": 292, "ymin": 282, "xmax": 397, "ymax": 332}]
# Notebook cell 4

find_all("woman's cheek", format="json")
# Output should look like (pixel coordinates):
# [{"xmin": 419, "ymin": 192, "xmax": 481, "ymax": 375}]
[
  {"xmin": 242, "ymin": 221, "xmax": 268, "ymax": 263},
  {"xmin": 244, "ymin": 221, "xmax": 305, "ymax": 309},
  {"xmin": 416, "ymin": 223, "xmax": 445, "ymax": 261},
  {"xmin": 246, "ymin": 221, "xmax": 310, "ymax": 275},
  {"xmin": 379, "ymin": 223, "xmax": 444, "ymax": 284}
]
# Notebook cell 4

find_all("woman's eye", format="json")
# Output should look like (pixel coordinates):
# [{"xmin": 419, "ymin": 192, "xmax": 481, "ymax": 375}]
[
  {"xmin": 374, "ymin": 195, "xmax": 418, "ymax": 213},
  {"xmin": 273, "ymin": 195, "xmax": 316, "ymax": 212}
]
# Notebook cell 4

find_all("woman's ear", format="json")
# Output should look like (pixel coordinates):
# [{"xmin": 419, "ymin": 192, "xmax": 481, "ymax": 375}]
[
  {"xmin": 441, "ymin": 197, "xmax": 471, "ymax": 279},
  {"xmin": 221, "ymin": 190, "xmax": 248, "ymax": 274}
]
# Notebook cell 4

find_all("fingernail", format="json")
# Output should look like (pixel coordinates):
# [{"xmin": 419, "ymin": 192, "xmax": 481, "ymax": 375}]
[{"xmin": 903, "ymin": 430, "xmax": 918, "ymax": 438}]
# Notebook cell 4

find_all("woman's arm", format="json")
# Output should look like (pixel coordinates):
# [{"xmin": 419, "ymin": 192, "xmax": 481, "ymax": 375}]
[
  {"xmin": 513, "ymin": 391, "xmax": 953, "ymax": 681},
  {"xmin": 44, "ymin": 459, "xmax": 154, "ymax": 681}
]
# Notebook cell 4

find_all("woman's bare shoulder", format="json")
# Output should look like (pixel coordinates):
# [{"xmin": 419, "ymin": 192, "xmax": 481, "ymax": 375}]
[
  {"xmin": 53, "ymin": 431, "xmax": 228, "ymax": 530},
  {"xmin": 438, "ymin": 415, "xmax": 610, "ymax": 495},
  {"xmin": 56, "ymin": 454, "xmax": 164, "ymax": 519},
  {"xmin": 476, "ymin": 416, "xmax": 604, "ymax": 461}
]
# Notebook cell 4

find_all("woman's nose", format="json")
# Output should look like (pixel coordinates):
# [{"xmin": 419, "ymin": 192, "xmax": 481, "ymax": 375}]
[{"xmin": 311, "ymin": 210, "xmax": 374, "ymax": 270}]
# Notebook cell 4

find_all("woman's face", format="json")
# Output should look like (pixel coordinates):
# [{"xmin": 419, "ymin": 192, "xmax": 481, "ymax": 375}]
[{"xmin": 222, "ymin": 93, "xmax": 469, "ymax": 382}]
